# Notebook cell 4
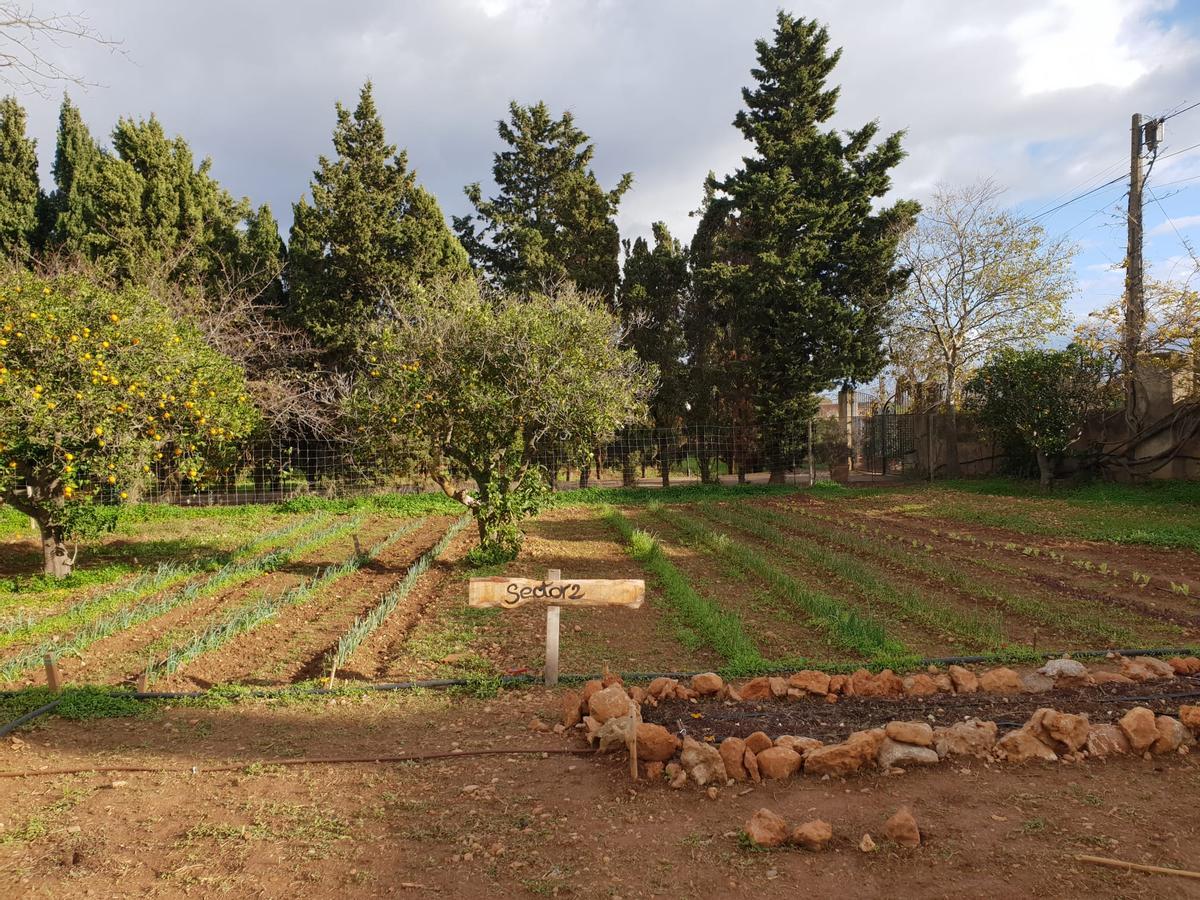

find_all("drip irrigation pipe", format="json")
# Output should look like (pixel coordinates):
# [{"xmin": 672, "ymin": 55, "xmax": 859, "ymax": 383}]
[
  {"xmin": 0, "ymin": 746, "xmax": 597, "ymax": 780},
  {"xmin": 0, "ymin": 700, "xmax": 60, "ymax": 738}
]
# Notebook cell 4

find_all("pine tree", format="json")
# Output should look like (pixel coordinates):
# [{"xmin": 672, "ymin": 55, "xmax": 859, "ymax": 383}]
[
  {"xmin": 48, "ymin": 94, "xmax": 101, "ymax": 247},
  {"xmin": 287, "ymin": 81, "xmax": 469, "ymax": 363},
  {"xmin": 454, "ymin": 101, "xmax": 632, "ymax": 300},
  {"xmin": 0, "ymin": 96, "xmax": 45, "ymax": 259},
  {"xmin": 699, "ymin": 13, "xmax": 918, "ymax": 480}
]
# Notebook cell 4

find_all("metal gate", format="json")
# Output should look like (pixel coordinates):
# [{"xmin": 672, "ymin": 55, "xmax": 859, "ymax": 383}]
[{"xmin": 854, "ymin": 406, "xmax": 916, "ymax": 475}]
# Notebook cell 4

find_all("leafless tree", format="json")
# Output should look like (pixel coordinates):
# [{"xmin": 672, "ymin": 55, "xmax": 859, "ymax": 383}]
[{"xmin": 0, "ymin": 4, "xmax": 122, "ymax": 95}]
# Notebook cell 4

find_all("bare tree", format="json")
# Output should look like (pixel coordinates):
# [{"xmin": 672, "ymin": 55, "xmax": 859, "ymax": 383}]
[
  {"xmin": 890, "ymin": 179, "xmax": 1076, "ymax": 476},
  {"xmin": 0, "ymin": 4, "xmax": 121, "ymax": 95}
]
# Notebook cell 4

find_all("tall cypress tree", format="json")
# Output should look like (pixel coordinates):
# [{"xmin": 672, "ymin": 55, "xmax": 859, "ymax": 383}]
[
  {"xmin": 454, "ymin": 101, "xmax": 632, "ymax": 300},
  {"xmin": 287, "ymin": 81, "xmax": 469, "ymax": 363},
  {"xmin": 699, "ymin": 13, "xmax": 918, "ymax": 479},
  {"xmin": 0, "ymin": 96, "xmax": 45, "ymax": 259},
  {"xmin": 49, "ymin": 94, "xmax": 101, "ymax": 248}
]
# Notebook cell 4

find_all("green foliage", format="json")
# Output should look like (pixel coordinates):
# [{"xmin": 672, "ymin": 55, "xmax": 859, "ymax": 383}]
[
  {"xmin": 55, "ymin": 684, "xmax": 145, "ymax": 720},
  {"xmin": 454, "ymin": 101, "xmax": 631, "ymax": 299},
  {"xmin": 288, "ymin": 81, "xmax": 469, "ymax": 363},
  {"xmin": 0, "ymin": 97, "xmax": 45, "ymax": 258},
  {"xmin": 964, "ymin": 345, "xmax": 1116, "ymax": 485},
  {"xmin": 0, "ymin": 270, "xmax": 259, "ymax": 574},
  {"xmin": 349, "ymin": 281, "xmax": 652, "ymax": 558},
  {"xmin": 695, "ymin": 13, "xmax": 917, "ymax": 449}
]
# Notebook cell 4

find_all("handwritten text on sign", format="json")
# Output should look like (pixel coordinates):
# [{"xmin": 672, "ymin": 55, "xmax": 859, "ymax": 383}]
[{"xmin": 469, "ymin": 577, "xmax": 645, "ymax": 609}]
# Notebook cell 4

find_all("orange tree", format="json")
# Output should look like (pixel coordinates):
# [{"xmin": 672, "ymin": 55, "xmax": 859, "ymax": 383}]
[
  {"xmin": 0, "ymin": 270, "xmax": 258, "ymax": 576},
  {"xmin": 349, "ymin": 281, "xmax": 653, "ymax": 562}
]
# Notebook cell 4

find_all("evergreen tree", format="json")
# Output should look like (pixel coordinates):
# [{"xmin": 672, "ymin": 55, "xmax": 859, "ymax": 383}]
[
  {"xmin": 0, "ymin": 96, "xmax": 45, "ymax": 259},
  {"xmin": 48, "ymin": 94, "xmax": 101, "ymax": 247},
  {"xmin": 454, "ymin": 101, "xmax": 631, "ymax": 300},
  {"xmin": 698, "ymin": 13, "xmax": 918, "ymax": 480},
  {"xmin": 287, "ymin": 81, "xmax": 469, "ymax": 363}
]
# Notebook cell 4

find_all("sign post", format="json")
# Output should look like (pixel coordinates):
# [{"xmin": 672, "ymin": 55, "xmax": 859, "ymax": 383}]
[{"xmin": 469, "ymin": 573, "xmax": 645, "ymax": 688}]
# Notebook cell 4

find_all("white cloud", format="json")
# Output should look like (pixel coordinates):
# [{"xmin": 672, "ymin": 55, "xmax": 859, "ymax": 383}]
[{"xmin": 1150, "ymin": 213, "xmax": 1200, "ymax": 235}]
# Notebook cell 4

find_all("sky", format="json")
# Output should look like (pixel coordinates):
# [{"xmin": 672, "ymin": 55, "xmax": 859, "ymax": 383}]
[{"xmin": 13, "ymin": 0, "xmax": 1200, "ymax": 326}]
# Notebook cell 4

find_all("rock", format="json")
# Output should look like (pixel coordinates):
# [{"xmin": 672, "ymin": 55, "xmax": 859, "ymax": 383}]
[
  {"xmin": 979, "ymin": 667, "xmax": 1024, "ymax": 694},
  {"xmin": 1118, "ymin": 706, "xmax": 1158, "ymax": 753},
  {"xmin": 948, "ymin": 665, "xmax": 978, "ymax": 694},
  {"xmin": 1038, "ymin": 658, "xmax": 1089, "ymax": 686},
  {"xmin": 902, "ymin": 674, "xmax": 938, "ymax": 697},
  {"xmin": 768, "ymin": 676, "xmax": 789, "ymax": 699},
  {"xmin": 788, "ymin": 670, "xmax": 831, "ymax": 695},
  {"xmin": 628, "ymin": 686, "xmax": 647, "ymax": 705},
  {"xmin": 883, "ymin": 807, "xmax": 921, "ymax": 848},
  {"xmin": 851, "ymin": 668, "xmax": 904, "ymax": 698},
  {"xmin": 666, "ymin": 761, "xmax": 687, "ymax": 789},
  {"xmin": 775, "ymin": 735, "xmax": 823, "ymax": 755},
  {"xmin": 804, "ymin": 729, "xmax": 883, "ymax": 778},
  {"xmin": 580, "ymin": 678, "xmax": 604, "ymax": 708},
  {"xmin": 583, "ymin": 715, "xmax": 601, "ymax": 743},
  {"xmin": 744, "ymin": 747, "xmax": 761, "ymax": 783},
  {"xmin": 594, "ymin": 715, "xmax": 636, "ymax": 753},
  {"xmin": 1181, "ymin": 705, "xmax": 1200, "ymax": 733},
  {"xmin": 706, "ymin": 786, "xmax": 719, "ymax": 801},
  {"xmin": 646, "ymin": 677, "xmax": 678, "ymax": 700},
  {"xmin": 744, "ymin": 808, "xmax": 789, "ymax": 848},
  {"xmin": 877, "ymin": 737, "xmax": 939, "ymax": 768},
  {"xmin": 996, "ymin": 727, "xmax": 1057, "ymax": 763},
  {"xmin": 791, "ymin": 819, "xmax": 833, "ymax": 851},
  {"xmin": 1021, "ymin": 672, "xmax": 1055, "ymax": 693},
  {"xmin": 1151, "ymin": 716, "xmax": 1191, "ymax": 754},
  {"xmin": 744, "ymin": 731, "xmax": 774, "ymax": 755},
  {"xmin": 828, "ymin": 674, "xmax": 850, "ymax": 695},
  {"xmin": 680, "ymin": 736, "xmax": 727, "ymax": 786},
  {"xmin": 719, "ymin": 737, "xmax": 749, "ymax": 781},
  {"xmin": 933, "ymin": 673, "xmax": 954, "ymax": 693},
  {"xmin": 528, "ymin": 717, "xmax": 551, "ymax": 733},
  {"xmin": 643, "ymin": 760, "xmax": 664, "ymax": 781},
  {"xmin": 601, "ymin": 669, "xmax": 624, "ymax": 687},
  {"xmin": 588, "ymin": 684, "xmax": 631, "ymax": 724},
  {"xmin": 756, "ymin": 746, "xmax": 802, "ymax": 780},
  {"xmin": 1168, "ymin": 656, "xmax": 1200, "ymax": 675},
  {"xmin": 560, "ymin": 690, "xmax": 583, "ymax": 728},
  {"xmin": 1085, "ymin": 723, "xmax": 1131, "ymax": 758},
  {"xmin": 1121, "ymin": 656, "xmax": 1176, "ymax": 682},
  {"xmin": 933, "ymin": 719, "xmax": 997, "ymax": 758},
  {"xmin": 1091, "ymin": 671, "xmax": 1134, "ymax": 686},
  {"xmin": 859, "ymin": 833, "xmax": 877, "ymax": 852},
  {"xmin": 636, "ymin": 723, "xmax": 679, "ymax": 762},
  {"xmin": 1028, "ymin": 709, "xmax": 1090, "ymax": 753},
  {"xmin": 691, "ymin": 672, "xmax": 724, "ymax": 696},
  {"xmin": 739, "ymin": 677, "xmax": 771, "ymax": 700},
  {"xmin": 884, "ymin": 721, "xmax": 934, "ymax": 747}
]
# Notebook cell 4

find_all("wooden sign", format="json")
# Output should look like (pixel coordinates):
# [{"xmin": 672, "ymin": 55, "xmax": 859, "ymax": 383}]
[{"xmin": 469, "ymin": 577, "xmax": 644, "ymax": 609}]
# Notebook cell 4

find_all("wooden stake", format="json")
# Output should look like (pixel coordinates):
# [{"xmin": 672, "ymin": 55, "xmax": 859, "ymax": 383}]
[
  {"xmin": 327, "ymin": 660, "xmax": 338, "ymax": 690},
  {"xmin": 544, "ymin": 568, "xmax": 561, "ymax": 688},
  {"xmin": 1075, "ymin": 854, "xmax": 1200, "ymax": 881},
  {"xmin": 44, "ymin": 654, "xmax": 62, "ymax": 694},
  {"xmin": 628, "ymin": 697, "xmax": 641, "ymax": 781},
  {"xmin": 136, "ymin": 671, "xmax": 149, "ymax": 693}
]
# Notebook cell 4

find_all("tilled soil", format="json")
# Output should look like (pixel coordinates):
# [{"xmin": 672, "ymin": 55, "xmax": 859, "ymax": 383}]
[{"xmin": 644, "ymin": 674, "xmax": 1200, "ymax": 744}]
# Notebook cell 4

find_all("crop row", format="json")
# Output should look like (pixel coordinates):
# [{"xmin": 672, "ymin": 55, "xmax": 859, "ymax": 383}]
[
  {"xmin": 326, "ymin": 515, "xmax": 471, "ymax": 677},
  {"xmin": 0, "ymin": 515, "xmax": 363, "ymax": 682},
  {"xmin": 144, "ymin": 518, "xmax": 427, "ymax": 684}
]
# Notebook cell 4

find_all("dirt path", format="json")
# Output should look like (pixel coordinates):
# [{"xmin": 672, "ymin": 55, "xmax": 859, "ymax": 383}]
[
  {"xmin": 2, "ymin": 691, "xmax": 1199, "ymax": 898},
  {"xmin": 178, "ymin": 517, "xmax": 455, "ymax": 688}
]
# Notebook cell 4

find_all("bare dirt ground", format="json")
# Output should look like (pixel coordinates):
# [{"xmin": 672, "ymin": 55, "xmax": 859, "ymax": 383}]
[{"xmin": 2, "ymin": 690, "xmax": 1200, "ymax": 899}]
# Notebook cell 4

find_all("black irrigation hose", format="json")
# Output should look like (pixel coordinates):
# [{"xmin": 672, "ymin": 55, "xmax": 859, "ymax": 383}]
[{"xmin": 0, "ymin": 700, "xmax": 60, "ymax": 737}]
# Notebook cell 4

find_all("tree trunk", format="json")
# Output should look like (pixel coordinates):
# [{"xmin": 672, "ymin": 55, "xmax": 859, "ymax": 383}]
[
  {"xmin": 578, "ymin": 463, "xmax": 590, "ymax": 489},
  {"xmin": 944, "ymin": 368, "xmax": 961, "ymax": 479},
  {"xmin": 621, "ymin": 452, "xmax": 637, "ymax": 488},
  {"xmin": 1036, "ymin": 449, "xmax": 1054, "ymax": 489},
  {"xmin": 39, "ymin": 520, "xmax": 74, "ymax": 579},
  {"xmin": 658, "ymin": 434, "xmax": 671, "ymax": 488}
]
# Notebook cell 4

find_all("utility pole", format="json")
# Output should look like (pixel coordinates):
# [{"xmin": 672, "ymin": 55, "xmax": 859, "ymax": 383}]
[{"xmin": 1124, "ymin": 112, "xmax": 1145, "ymax": 432}]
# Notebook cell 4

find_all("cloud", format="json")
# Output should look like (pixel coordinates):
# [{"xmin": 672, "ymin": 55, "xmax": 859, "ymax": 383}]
[{"xmin": 1149, "ymin": 213, "xmax": 1200, "ymax": 235}]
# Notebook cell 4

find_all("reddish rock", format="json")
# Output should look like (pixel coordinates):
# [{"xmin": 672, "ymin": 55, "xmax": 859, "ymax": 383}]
[
  {"xmin": 933, "ymin": 673, "xmax": 954, "ymax": 693},
  {"xmin": 744, "ymin": 808, "xmax": 789, "ymax": 848},
  {"xmin": 636, "ymin": 723, "xmax": 680, "ymax": 762},
  {"xmin": 744, "ymin": 747, "xmax": 761, "ymax": 783},
  {"xmin": 996, "ymin": 727, "xmax": 1057, "ymax": 763},
  {"xmin": 1028, "ymin": 708, "xmax": 1090, "ymax": 753},
  {"xmin": 645, "ymin": 677, "xmax": 678, "ymax": 700},
  {"xmin": 588, "ymin": 684, "xmax": 631, "ymax": 724},
  {"xmin": 828, "ymin": 674, "xmax": 850, "ymax": 695},
  {"xmin": 933, "ymin": 719, "xmax": 997, "ymax": 758},
  {"xmin": 744, "ymin": 731, "xmax": 774, "ymax": 755},
  {"xmin": 1085, "ymin": 724, "xmax": 1131, "ymax": 758},
  {"xmin": 719, "ymin": 737, "xmax": 749, "ymax": 781},
  {"xmin": 756, "ymin": 746, "xmax": 802, "ymax": 780},
  {"xmin": 739, "ymin": 677, "xmax": 772, "ymax": 700},
  {"xmin": 1118, "ymin": 706, "xmax": 1158, "ymax": 754},
  {"xmin": 804, "ymin": 729, "xmax": 882, "ymax": 778},
  {"xmin": 877, "ymin": 738, "xmax": 939, "ymax": 769},
  {"xmin": 884, "ymin": 807, "xmax": 921, "ymax": 849},
  {"xmin": 851, "ymin": 668, "xmax": 904, "ymax": 698},
  {"xmin": 775, "ymin": 735, "xmax": 823, "ymax": 755},
  {"xmin": 1121, "ymin": 656, "xmax": 1176, "ymax": 682},
  {"xmin": 1180, "ymin": 705, "xmax": 1200, "ymax": 733},
  {"xmin": 788, "ymin": 670, "xmax": 831, "ymax": 695},
  {"xmin": 902, "ymin": 674, "xmax": 938, "ymax": 697},
  {"xmin": 601, "ymin": 670, "xmax": 624, "ymax": 688},
  {"xmin": 768, "ymin": 676, "xmax": 789, "ymax": 699},
  {"xmin": 628, "ymin": 685, "xmax": 647, "ymax": 705},
  {"xmin": 791, "ymin": 819, "xmax": 833, "ymax": 851},
  {"xmin": 560, "ymin": 689, "xmax": 583, "ymax": 728},
  {"xmin": 885, "ymin": 721, "xmax": 934, "ymax": 747},
  {"xmin": 691, "ymin": 672, "xmax": 724, "ymax": 696},
  {"xmin": 680, "ymin": 736, "xmax": 726, "ymax": 786},
  {"xmin": 1168, "ymin": 656, "xmax": 1200, "ymax": 675},
  {"xmin": 1091, "ymin": 671, "xmax": 1134, "ymax": 686},
  {"xmin": 979, "ymin": 667, "xmax": 1024, "ymax": 694},
  {"xmin": 580, "ymin": 679, "xmax": 604, "ymax": 707},
  {"xmin": 643, "ymin": 760, "xmax": 664, "ymax": 781},
  {"xmin": 848, "ymin": 728, "xmax": 886, "ymax": 757},
  {"xmin": 1152, "ymin": 716, "xmax": 1191, "ymax": 754},
  {"xmin": 948, "ymin": 665, "xmax": 978, "ymax": 694}
]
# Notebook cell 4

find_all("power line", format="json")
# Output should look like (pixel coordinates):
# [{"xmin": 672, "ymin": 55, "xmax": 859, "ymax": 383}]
[
  {"xmin": 1158, "ymin": 140, "xmax": 1200, "ymax": 161},
  {"xmin": 1029, "ymin": 174, "xmax": 1128, "ymax": 221},
  {"xmin": 1147, "ymin": 186, "xmax": 1200, "ymax": 272},
  {"xmin": 1024, "ymin": 158, "xmax": 1125, "ymax": 219},
  {"xmin": 1160, "ymin": 100, "xmax": 1200, "ymax": 122},
  {"xmin": 1149, "ymin": 172, "xmax": 1200, "ymax": 190}
]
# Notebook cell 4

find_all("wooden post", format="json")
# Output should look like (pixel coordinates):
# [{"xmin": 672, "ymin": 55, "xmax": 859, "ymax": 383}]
[
  {"xmin": 544, "ymin": 568, "xmax": 561, "ymax": 688},
  {"xmin": 44, "ymin": 654, "xmax": 62, "ymax": 693},
  {"xmin": 628, "ymin": 697, "xmax": 641, "ymax": 780}
]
